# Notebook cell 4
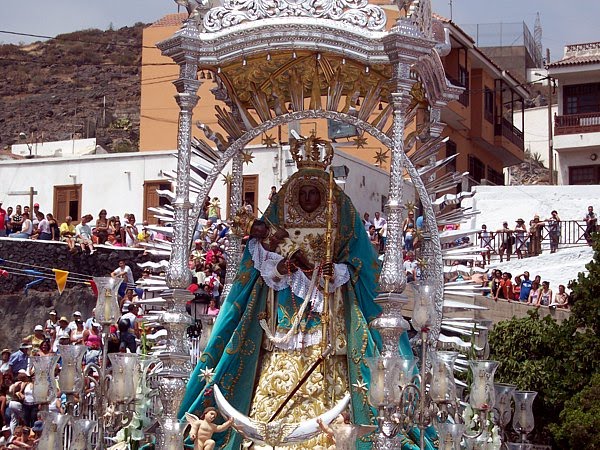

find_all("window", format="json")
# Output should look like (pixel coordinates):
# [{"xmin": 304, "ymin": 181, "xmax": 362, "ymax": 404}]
[
  {"xmin": 143, "ymin": 180, "xmax": 173, "ymax": 223},
  {"xmin": 569, "ymin": 165, "xmax": 600, "ymax": 185},
  {"xmin": 54, "ymin": 185, "xmax": 81, "ymax": 222},
  {"xmin": 468, "ymin": 155, "xmax": 486, "ymax": 183},
  {"xmin": 487, "ymin": 167, "xmax": 504, "ymax": 186},
  {"xmin": 484, "ymin": 87, "xmax": 494, "ymax": 124},
  {"xmin": 564, "ymin": 83, "xmax": 600, "ymax": 115}
]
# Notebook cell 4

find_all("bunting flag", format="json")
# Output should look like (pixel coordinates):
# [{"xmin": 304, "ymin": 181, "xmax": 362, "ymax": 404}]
[
  {"xmin": 24, "ymin": 277, "xmax": 44, "ymax": 295},
  {"xmin": 90, "ymin": 279, "xmax": 98, "ymax": 297},
  {"xmin": 52, "ymin": 269, "xmax": 69, "ymax": 294}
]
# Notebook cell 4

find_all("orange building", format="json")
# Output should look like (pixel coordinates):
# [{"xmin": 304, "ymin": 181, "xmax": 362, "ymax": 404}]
[{"xmin": 139, "ymin": 12, "xmax": 528, "ymax": 186}]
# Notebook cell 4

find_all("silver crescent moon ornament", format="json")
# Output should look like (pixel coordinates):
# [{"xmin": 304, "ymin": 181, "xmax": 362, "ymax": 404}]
[{"xmin": 213, "ymin": 385, "xmax": 351, "ymax": 447}]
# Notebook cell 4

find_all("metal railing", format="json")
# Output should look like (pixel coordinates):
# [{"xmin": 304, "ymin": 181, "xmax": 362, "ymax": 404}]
[
  {"xmin": 555, "ymin": 111, "xmax": 600, "ymax": 135},
  {"xmin": 473, "ymin": 220, "xmax": 592, "ymax": 260},
  {"xmin": 495, "ymin": 118, "xmax": 524, "ymax": 150}
]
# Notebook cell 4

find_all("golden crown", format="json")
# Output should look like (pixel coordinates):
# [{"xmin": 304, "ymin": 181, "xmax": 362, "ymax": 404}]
[{"xmin": 290, "ymin": 135, "xmax": 334, "ymax": 170}]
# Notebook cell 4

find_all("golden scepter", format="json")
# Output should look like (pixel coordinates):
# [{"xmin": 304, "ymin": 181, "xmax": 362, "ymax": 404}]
[{"xmin": 322, "ymin": 169, "xmax": 335, "ymax": 360}]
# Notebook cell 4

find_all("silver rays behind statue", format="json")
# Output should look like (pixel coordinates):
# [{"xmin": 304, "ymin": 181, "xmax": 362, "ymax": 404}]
[{"xmin": 213, "ymin": 385, "xmax": 351, "ymax": 447}]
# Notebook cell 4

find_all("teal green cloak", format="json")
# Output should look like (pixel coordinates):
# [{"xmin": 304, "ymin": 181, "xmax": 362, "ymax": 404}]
[{"xmin": 179, "ymin": 169, "xmax": 434, "ymax": 450}]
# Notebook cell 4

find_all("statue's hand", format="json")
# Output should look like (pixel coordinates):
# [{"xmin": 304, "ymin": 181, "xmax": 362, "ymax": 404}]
[{"xmin": 321, "ymin": 262, "xmax": 334, "ymax": 279}]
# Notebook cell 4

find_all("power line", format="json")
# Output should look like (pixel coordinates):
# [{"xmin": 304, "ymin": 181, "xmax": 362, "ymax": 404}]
[
  {"xmin": 0, "ymin": 29, "xmax": 159, "ymax": 49},
  {"xmin": 0, "ymin": 56, "xmax": 176, "ymax": 67}
]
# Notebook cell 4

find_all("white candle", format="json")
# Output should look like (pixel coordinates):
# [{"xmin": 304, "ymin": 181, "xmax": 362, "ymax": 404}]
[
  {"xmin": 60, "ymin": 364, "xmax": 76, "ymax": 392},
  {"xmin": 33, "ymin": 378, "xmax": 50, "ymax": 403}
]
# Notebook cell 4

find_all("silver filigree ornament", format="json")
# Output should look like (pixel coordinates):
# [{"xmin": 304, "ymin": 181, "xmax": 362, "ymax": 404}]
[{"xmin": 203, "ymin": 0, "xmax": 387, "ymax": 32}]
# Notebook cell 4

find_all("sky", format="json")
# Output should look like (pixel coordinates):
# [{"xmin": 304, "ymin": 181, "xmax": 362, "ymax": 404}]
[{"xmin": 0, "ymin": 1, "xmax": 598, "ymax": 63}]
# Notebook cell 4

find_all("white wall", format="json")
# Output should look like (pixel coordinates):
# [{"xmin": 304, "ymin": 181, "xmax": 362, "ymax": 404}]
[
  {"xmin": 0, "ymin": 151, "xmax": 177, "ymax": 220},
  {"xmin": 0, "ymin": 146, "xmax": 398, "ymax": 224},
  {"xmin": 556, "ymin": 147, "xmax": 600, "ymax": 185},
  {"xmin": 514, "ymin": 105, "xmax": 557, "ymax": 167},
  {"xmin": 11, "ymin": 138, "xmax": 98, "ymax": 158},
  {"xmin": 463, "ymin": 184, "xmax": 600, "ymax": 230}
]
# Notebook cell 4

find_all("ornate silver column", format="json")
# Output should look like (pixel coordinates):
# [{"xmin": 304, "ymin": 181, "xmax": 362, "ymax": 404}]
[
  {"xmin": 156, "ymin": 49, "xmax": 201, "ymax": 450},
  {"xmin": 378, "ymin": 60, "xmax": 413, "ymax": 294},
  {"xmin": 222, "ymin": 152, "xmax": 244, "ymax": 298}
]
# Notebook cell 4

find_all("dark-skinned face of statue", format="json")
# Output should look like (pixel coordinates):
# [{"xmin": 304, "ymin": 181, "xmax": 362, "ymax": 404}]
[
  {"xmin": 298, "ymin": 185, "xmax": 321, "ymax": 213},
  {"xmin": 250, "ymin": 221, "xmax": 269, "ymax": 239}
]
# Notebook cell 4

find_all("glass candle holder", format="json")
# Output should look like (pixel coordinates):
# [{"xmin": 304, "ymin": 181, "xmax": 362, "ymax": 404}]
[
  {"xmin": 365, "ymin": 356, "xmax": 402, "ymax": 408},
  {"xmin": 412, "ymin": 282, "xmax": 436, "ymax": 331},
  {"xmin": 30, "ymin": 355, "xmax": 59, "ymax": 404},
  {"xmin": 108, "ymin": 353, "xmax": 139, "ymax": 404},
  {"xmin": 506, "ymin": 443, "xmax": 533, "ymax": 450},
  {"xmin": 512, "ymin": 390, "xmax": 537, "ymax": 435},
  {"xmin": 69, "ymin": 419, "xmax": 97, "ymax": 450},
  {"xmin": 465, "ymin": 429, "xmax": 492, "ymax": 450},
  {"xmin": 58, "ymin": 344, "xmax": 87, "ymax": 394},
  {"xmin": 468, "ymin": 360, "xmax": 499, "ymax": 411},
  {"xmin": 494, "ymin": 383, "xmax": 516, "ymax": 427},
  {"xmin": 436, "ymin": 422, "xmax": 465, "ymax": 450},
  {"xmin": 397, "ymin": 356, "xmax": 417, "ymax": 389},
  {"xmin": 94, "ymin": 276, "xmax": 122, "ymax": 325},
  {"xmin": 37, "ymin": 412, "xmax": 70, "ymax": 450},
  {"xmin": 429, "ymin": 351, "xmax": 458, "ymax": 404}
]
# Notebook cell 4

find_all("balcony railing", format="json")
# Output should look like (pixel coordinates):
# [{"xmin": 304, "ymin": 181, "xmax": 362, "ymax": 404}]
[
  {"xmin": 471, "ymin": 220, "xmax": 591, "ymax": 259},
  {"xmin": 446, "ymin": 74, "xmax": 469, "ymax": 107},
  {"xmin": 555, "ymin": 112, "xmax": 600, "ymax": 135},
  {"xmin": 494, "ymin": 118, "xmax": 524, "ymax": 150}
]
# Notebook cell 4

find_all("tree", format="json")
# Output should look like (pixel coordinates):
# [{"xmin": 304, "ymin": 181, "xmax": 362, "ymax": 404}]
[
  {"xmin": 489, "ymin": 236, "xmax": 600, "ymax": 447},
  {"xmin": 549, "ymin": 373, "xmax": 600, "ymax": 449}
]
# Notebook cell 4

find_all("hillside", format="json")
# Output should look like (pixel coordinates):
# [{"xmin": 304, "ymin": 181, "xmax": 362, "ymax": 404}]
[{"xmin": 0, "ymin": 25, "xmax": 145, "ymax": 153}]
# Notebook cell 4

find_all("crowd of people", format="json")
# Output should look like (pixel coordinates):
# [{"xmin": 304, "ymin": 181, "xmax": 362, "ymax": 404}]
[
  {"xmin": 472, "ymin": 269, "xmax": 570, "ymax": 309},
  {"xmin": 0, "ymin": 203, "xmax": 161, "ymax": 255},
  {"xmin": 0, "ymin": 258, "xmax": 161, "ymax": 448},
  {"xmin": 478, "ymin": 206, "xmax": 597, "ymax": 265}
]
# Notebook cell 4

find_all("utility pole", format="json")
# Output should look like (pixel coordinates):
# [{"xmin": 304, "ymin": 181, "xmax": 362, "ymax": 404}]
[{"xmin": 546, "ymin": 48, "xmax": 554, "ymax": 185}]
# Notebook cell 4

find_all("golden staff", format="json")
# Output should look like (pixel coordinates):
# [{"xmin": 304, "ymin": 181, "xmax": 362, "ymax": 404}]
[{"xmin": 321, "ymin": 169, "xmax": 336, "ymax": 408}]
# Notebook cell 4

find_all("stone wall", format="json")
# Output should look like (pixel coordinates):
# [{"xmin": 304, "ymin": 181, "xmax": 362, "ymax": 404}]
[
  {"xmin": 0, "ymin": 237, "xmax": 155, "ymax": 291},
  {"xmin": 0, "ymin": 237, "xmax": 161, "ymax": 349}
]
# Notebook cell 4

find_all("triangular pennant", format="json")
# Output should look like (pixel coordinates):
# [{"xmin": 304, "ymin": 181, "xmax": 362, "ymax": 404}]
[
  {"xmin": 90, "ymin": 279, "xmax": 98, "ymax": 297},
  {"xmin": 52, "ymin": 269, "xmax": 69, "ymax": 295}
]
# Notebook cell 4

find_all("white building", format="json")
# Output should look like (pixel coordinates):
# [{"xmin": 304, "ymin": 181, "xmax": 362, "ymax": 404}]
[
  {"xmin": 513, "ymin": 104, "xmax": 558, "ymax": 168},
  {"xmin": 0, "ymin": 142, "xmax": 396, "ymax": 224},
  {"xmin": 548, "ymin": 41, "xmax": 600, "ymax": 185}
]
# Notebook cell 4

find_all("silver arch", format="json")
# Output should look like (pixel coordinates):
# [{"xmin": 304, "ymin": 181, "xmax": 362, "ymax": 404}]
[{"xmin": 186, "ymin": 109, "xmax": 444, "ymax": 346}]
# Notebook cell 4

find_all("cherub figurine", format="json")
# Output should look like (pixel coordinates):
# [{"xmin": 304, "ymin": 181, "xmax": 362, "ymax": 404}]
[
  {"xmin": 316, "ymin": 412, "xmax": 376, "ymax": 450},
  {"xmin": 185, "ymin": 407, "xmax": 234, "ymax": 450}
]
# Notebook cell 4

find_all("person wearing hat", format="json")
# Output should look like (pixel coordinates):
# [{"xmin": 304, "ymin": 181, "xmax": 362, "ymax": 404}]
[
  {"xmin": 24, "ymin": 326, "xmax": 45, "ymax": 353},
  {"xmin": 191, "ymin": 239, "xmax": 205, "ymax": 266},
  {"xmin": 529, "ymin": 214, "xmax": 544, "ymax": 256},
  {"xmin": 0, "ymin": 425, "xmax": 11, "ymax": 446},
  {"xmin": 53, "ymin": 317, "xmax": 71, "ymax": 352},
  {"xmin": 0, "ymin": 348, "xmax": 11, "ymax": 375},
  {"xmin": 43, "ymin": 310, "xmax": 58, "ymax": 332},
  {"xmin": 68, "ymin": 311, "xmax": 83, "ymax": 332},
  {"xmin": 514, "ymin": 218, "xmax": 528, "ymax": 259},
  {"xmin": 8, "ymin": 342, "xmax": 30, "ymax": 376}
]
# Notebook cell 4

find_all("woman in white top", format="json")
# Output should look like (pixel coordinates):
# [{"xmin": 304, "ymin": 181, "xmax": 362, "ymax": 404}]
[
  {"xmin": 537, "ymin": 281, "xmax": 553, "ymax": 307},
  {"xmin": 124, "ymin": 214, "xmax": 139, "ymax": 247},
  {"xmin": 12, "ymin": 212, "xmax": 33, "ymax": 239},
  {"xmin": 527, "ymin": 280, "xmax": 540, "ymax": 305}
]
